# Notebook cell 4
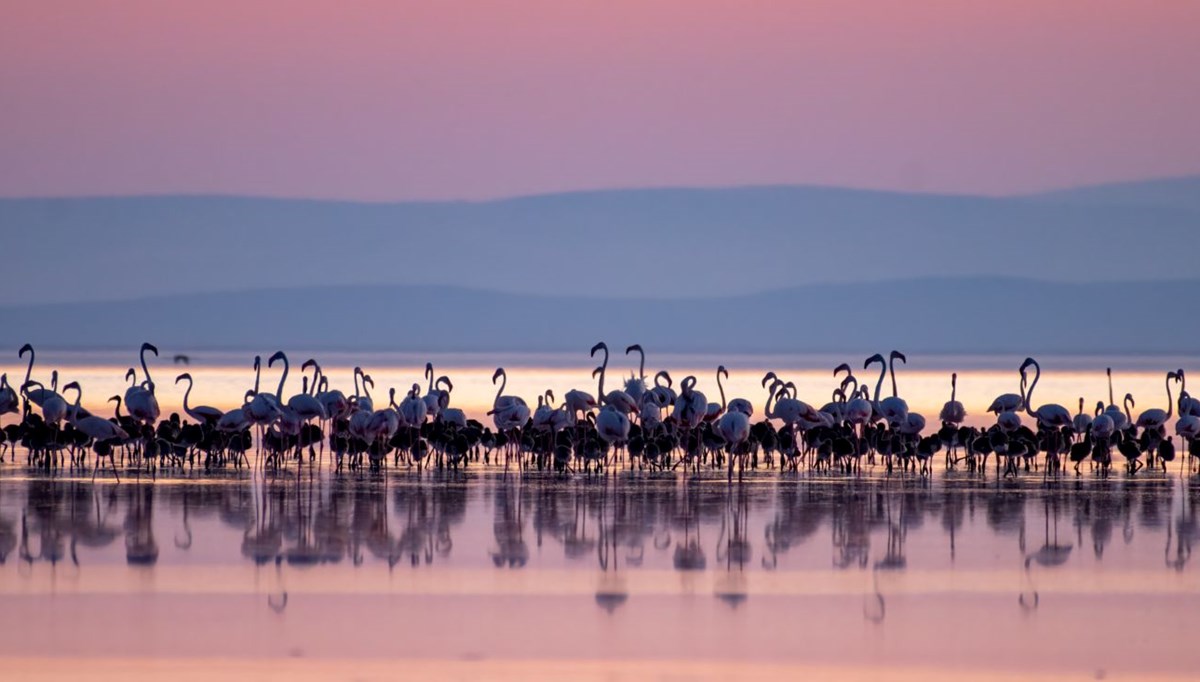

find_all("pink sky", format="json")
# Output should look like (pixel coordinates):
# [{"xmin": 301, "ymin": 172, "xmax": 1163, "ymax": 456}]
[{"xmin": 2, "ymin": 1, "xmax": 1199, "ymax": 200}]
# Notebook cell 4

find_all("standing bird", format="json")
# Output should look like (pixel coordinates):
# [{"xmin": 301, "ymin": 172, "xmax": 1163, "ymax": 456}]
[
  {"xmin": 399, "ymin": 383, "xmax": 429, "ymax": 428},
  {"xmin": 939, "ymin": 373, "xmax": 966, "ymax": 425},
  {"xmin": 673, "ymin": 376, "xmax": 708, "ymax": 431},
  {"xmin": 1020, "ymin": 358, "xmax": 1072, "ymax": 428},
  {"xmin": 0, "ymin": 374, "xmax": 18, "ymax": 417},
  {"xmin": 175, "ymin": 373, "xmax": 224, "ymax": 426},
  {"xmin": 623, "ymin": 344, "xmax": 648, "ymax": 404},
  {"xmin": 1102, "ymin": 368, "xmax": 1128, "ymax": 431},
  {"xmin": 1134, "ymin": 372, "xmax": 1177, "ymax": 439},
  {"xmin": 287, "ymin": 360, "xmax": 328, "ymax": 424},
  {"xmin": 125, "ymin": 343, "xmax": 161, "ymax": 425},
  {"xmin": 1176, "ymin": 370, "xmax": 1200, "ymax": 418},
  {"xmin": 592, "ymin": 342, "xmax": 638, "ymax": 415},
  {"xmin": 1071, "ymin": 398, "xmax": 1093, "ymax": 438},
  {"xmin": 865, "ymin": 352, "xmax": 908, "ymax": 425},
  {"xmin": 718, "ymin": 407, "xmax": 751, "ymax": 479},
  {"xmin": 490, "ymin": 368, "xmax": 529, "ymax": 433}
]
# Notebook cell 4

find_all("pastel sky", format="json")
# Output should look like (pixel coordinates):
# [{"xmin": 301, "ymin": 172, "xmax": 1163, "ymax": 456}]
[{"xmin": 2, "ymin": 1, "xmax": 1199, "ymax": 201}]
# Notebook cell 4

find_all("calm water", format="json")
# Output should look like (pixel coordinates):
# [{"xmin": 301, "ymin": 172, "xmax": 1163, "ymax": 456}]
[
  {"xmin": 2, "ymin": 350, "xmax": 1197, "ymax": 680},
  {"xmin": 2, "ymin": 469, "xmax": 1199, "ymax": 680}
]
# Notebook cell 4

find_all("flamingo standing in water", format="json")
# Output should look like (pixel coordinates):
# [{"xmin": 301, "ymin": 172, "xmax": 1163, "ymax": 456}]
[
  {"xmin": 591, "ymin": 343, "xmax": 638, "ymax": 416},
  {"xmin": 1134, "ymin": 372, "xmax": 1177, "ymax": 441},
  {"xmin": 175, "ymin": 373, "xmax": 224, "ymax": 426},
  {"xmin": 865, "ymin": 352, "xmax": 908, "ymax": 426},
  {"xmin": 61, "ymin": 382, "xmax": 128, "ymax": 480},
  {"xmin": 125, "ymin": 343, "xmax": 161, "ymax": 425},
  {"xmin": 939, "ymin": 374, "xmax": 966, "ymax": 425},
  {"xmin": 0, "ymin": 374, "xmax": 19, "ymax": 418},
  {"xmin": 623, "ymin": 344, "xmax": 648, "ymax": 404},
  {"xmin": 1020, "ymin": 358, "xmax": 1072, "ymax": 428}
]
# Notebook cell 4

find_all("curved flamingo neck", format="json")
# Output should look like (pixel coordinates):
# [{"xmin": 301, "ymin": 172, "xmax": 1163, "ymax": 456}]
[
  {"xmin": 274, "ymin": 355, "xmax": 289, "ymax": 399},
  {"xmin": 494, "ymin": 370, "xmax": 506, "ymax": 409},
  {"xmin": 1023, "ymin": 363, "xmax": 1040, "ymax": 417},
  {"xmin": 182, "ymin": 376, "xmax": 193, "ymax": 415}
]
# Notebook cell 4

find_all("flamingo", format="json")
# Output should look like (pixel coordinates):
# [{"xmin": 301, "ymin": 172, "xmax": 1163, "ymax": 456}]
[
  {"xmin": 672, "ymin": 376, "xmax": 708, "ymax": 431},
  {"xmin": 987, "ymin": 370, "xmax": 1025, "ymax": 415},
  {"xmin": 63, "ymin": 381, "xmax": 128, "ymax": 480},
  {"xmin": 125, "ymin": 343, "xmax": 161, "ymax": 425},
  {"xmin": 0, "ymin": 374, "xmax": 17, "ymax": 417},
  {"xmin": 422, "ymin": 363, "xmax": 448, "ymax": 419},
  {"xmin": 17, "ymin": 343, "xmax": 36, "ymax": 414},
  {"xmin": 490, "ymin": 368, "xmax": 529, "ymax": 433},
  {"xmin": 217, "ymin": 391, "xmax": 254, "ymax": 433},
  {"xmin": 1134, "ymin": 372, "xmax": 1177, "ymax": 438},
  {"xmin": 591, "ymin": 342, "xmax": 637, "ymax": 416},
  {"xmin": 718, "ymin": 407, "xmax": 751, "ymax": 478},
  {"xmin": 175, "ymin": 373, "xmax": 224, "ymax": 426},
  {"xmin": 865, "ymin": 352, "xmax": 908, "ymax": 425},
  {"xmin": 722, "ymin": 368, "xmax": 753, "ymax": 418},
  {"xmin": 63, "ymin": 381, "xmax": 128, "ymax": 443},
  {"xmin": 767, "ymin": 381, "xmax": 821, "ymax": 428},
  {"xmin": 596, "ymin": 404, "xmax": 631, "ymax": 451},
  {"xmin": 1176, "ymin": 370, "xmax": 1200, "ymax": 417},
  {"xmin": 23, "ymin": 380, "xmax": 67, "ymax": 426},
  {"xmin": 1020, "ymin": 358, "xmax": 1072, "ymax": 428},
  {"xmin": 532, "ymin": 391, "xmax": 556, "ymax": 429},
  {"xmin": 316, "ymin": 375, "xmax": 350, "ymax": 423},
  {"xmin": 245, "ymin": 356, "xmax": 278, "ymax": 426},
  {"xmin": 623, "ymin": 344, "xmax": 648, "ymax": 403},
  {"xmin": 939, "ymin": 373, "xmax": 966, "ymax": 425},
  {"xmin": 1071, "ymin": 398, "xmax": 1093, "ymax": 437},
  {"xmin": 287, "ymin": 360, "xmax": 328, "ymax": 423},
  {"xmin": 398, "ymin": 383, "xmax": 429, "ymax": 427},
  {"xmin": 1102, "ymin": 368, "xmax": 1128, "ymax": 430}
]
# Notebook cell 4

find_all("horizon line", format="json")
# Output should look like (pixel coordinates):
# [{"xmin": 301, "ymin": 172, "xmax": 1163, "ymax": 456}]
[{"xmin": 1, "ymin": 173, "xmax": 1198, "ymax": 206}]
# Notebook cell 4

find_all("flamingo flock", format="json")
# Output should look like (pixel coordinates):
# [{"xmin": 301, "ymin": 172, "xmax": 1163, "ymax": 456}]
[{"xmin": 1, "ymin": 342, "xmax": 1197, "ymax": 482}]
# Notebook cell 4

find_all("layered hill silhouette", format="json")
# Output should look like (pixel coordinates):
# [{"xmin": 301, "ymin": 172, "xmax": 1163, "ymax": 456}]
[{"xmin": 2, "ymin": 177, "xmax": 1197, "ymax": 307}]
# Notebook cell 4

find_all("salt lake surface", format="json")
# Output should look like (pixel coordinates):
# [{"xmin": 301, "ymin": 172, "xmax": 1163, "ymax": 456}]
[{"xmin": 0, "ymin": 350, "xmax": 1197, "ymax": 680}]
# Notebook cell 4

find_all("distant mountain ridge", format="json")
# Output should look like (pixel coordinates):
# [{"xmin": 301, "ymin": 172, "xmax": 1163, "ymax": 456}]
[
  {"xmin": 1025, "ymin": 175, "xmax": 1200, "ymax": 213},
  {"xmin": 1, "ymin": 277, "xmax": 1195, "ymax": 355},
  {"xmin": 2, "ymin": 177, "xmax": 1198, "ymax": 307}
]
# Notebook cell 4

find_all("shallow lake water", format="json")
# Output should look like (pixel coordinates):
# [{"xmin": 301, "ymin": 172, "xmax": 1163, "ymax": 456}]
[
  {"xmin": 1, "ymin": 350, "xmax": 1197, "ymax": 680},
  {"xmin": 2, "ymin": 467, "xmax": 1199, "ymax": 680}
]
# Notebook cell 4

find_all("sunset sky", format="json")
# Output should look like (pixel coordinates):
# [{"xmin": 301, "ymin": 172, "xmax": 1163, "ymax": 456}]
[{"xmin": 3, "ymin": 1, "xmax": 1199, "ymax": 201}]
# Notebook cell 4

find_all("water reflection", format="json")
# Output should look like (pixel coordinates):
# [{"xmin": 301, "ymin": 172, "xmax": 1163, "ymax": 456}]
[{"xmin": 1, "ymin": 471, "xmax": 1194, "ymax": 599}]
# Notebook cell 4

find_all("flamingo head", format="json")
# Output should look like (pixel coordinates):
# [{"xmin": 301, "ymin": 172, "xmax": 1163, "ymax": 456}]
[
  {"xmin": 1019, "ymin": 357, "xmax": 1037, "ymax": 374},
  {"xmin": 864, "ymin": 354, "xmax": 884, "ymax": 369},
  {"xmin": 590, "ymin": 342, "xmax": 607, "ymax": 358},
  {"xmin": 890, "ymin": 350, "xmax": 907, "ymax": 365},
  {"xmin": 19, "ymin": 343, "xmax": 32, "ymax": 357},
  {"xmin": 493, "ymin": 367, "xmax": 505, "ymax": 383},
  {"xmin": 625, "ymin": 344, "xmax": 642, "ymax": 355},
  {"xmin": 175, "ymin": 373, "xmax": 191, "ymax": 384},
  {"xmin": 302, "ymin": 358, "xmax": 318, "ymax": 371},
  {"xmin": 761, "ymin": 371, "xmax": 777, "ymax": 388},
  {"xmin": 141, "ymin": 342, "xmax": 159, "ymax": 356},
  {"xmin": 268, "ymin": 351, "xmax": 286, "ymax": 366}
]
